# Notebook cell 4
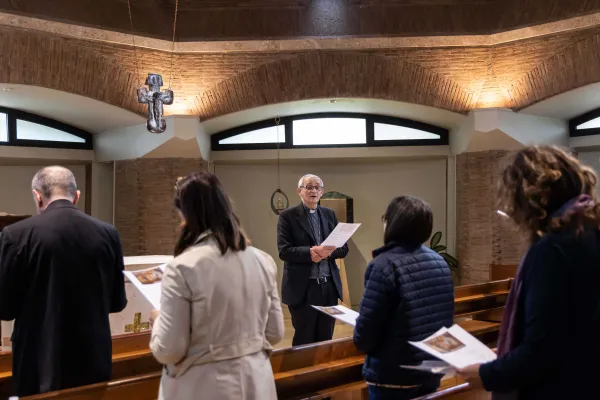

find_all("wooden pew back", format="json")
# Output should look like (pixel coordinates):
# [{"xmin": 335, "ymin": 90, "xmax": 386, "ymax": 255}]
[{"xmin": 14, "ymin": 279, "xmax": 512, "ymax": 400}]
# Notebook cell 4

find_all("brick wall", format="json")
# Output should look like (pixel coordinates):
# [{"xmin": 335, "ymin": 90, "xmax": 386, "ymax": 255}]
[
  {"xmin": 456, "ymin": 150, "xmax": 528, "ymax": 284},
  {"xmin": 114, "ymin": 158, "xmax": 206, "ymax": 256}
]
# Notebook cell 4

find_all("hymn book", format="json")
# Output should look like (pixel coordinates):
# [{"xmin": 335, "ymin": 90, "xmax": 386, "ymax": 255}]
[{"xmin": 403, "ymin": 324, "xmax": 497, "ymax": 373}]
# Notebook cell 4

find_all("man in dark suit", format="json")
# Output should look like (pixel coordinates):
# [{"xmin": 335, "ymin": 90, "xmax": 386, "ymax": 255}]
[
  {"xmin": 277, "ymin": 174, "xmax": 349, "ymax": 346},
  {"xmin": 0, "ymin": 166, "xmax": 127, "ymax": 397}
]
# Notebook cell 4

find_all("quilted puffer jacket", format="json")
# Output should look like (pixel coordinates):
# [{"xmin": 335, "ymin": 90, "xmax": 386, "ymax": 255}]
[{"xmin": 353, "ymin": 242, "xmax": 455, "ymax": 387}]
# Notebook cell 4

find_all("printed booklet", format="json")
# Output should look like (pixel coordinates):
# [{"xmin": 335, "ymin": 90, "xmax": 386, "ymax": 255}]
[
  {"xmin": 402, "ymin": 324, "xmax": 497, "ymax": 373},
  {"xmin": 123, "ymin": 263, "xmax": 167, "ymax": 310}
]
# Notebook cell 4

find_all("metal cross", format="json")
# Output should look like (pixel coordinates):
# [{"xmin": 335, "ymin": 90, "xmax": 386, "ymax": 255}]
[
  {"xmin": 125, "ymin": 312, "xmax": 150, "ymax": 333},
  {"xmin": 137, "ymin": 73, "xmax": 174, "ymax": 134}
]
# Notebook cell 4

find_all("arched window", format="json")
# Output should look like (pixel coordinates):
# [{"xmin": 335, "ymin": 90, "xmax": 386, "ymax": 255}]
[
  {"xmin": 211, "ymin": 113, "xmax": 448, "ymax": 151},
  {"xmin": 570, "ymin": 108, "xmax": 600, "ymax": 137},
  {"xmin": 0, "ymin": 107, "xmax": 93, "ymax": 149}
]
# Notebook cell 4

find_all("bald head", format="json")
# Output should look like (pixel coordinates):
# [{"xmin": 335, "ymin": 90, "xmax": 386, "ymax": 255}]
[{"xmin": 31, "ymin": 166, "xmax": 79, "ymax": 211}]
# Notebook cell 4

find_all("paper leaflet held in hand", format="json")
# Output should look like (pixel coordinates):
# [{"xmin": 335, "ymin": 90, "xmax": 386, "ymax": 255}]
[
  {"xmin": 320, "ymin": 223, "xmax": 361, "ymax": 248},
  {"xmin": 123, "ymin": 263, "xmax": 167, "ymax": 310},
  {"xmin": 401, "ymin": 324, "xmax": 497, "ymax": 374}
]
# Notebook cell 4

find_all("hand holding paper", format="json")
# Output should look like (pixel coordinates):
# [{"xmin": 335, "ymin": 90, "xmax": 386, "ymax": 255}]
[{"xmin": 313, "ymin": 245, "xmax": 336, "ymax": 259}]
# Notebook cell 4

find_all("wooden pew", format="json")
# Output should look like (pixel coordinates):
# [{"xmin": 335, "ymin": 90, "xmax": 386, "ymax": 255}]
[
  {"xmin": 8, "ymin": 279, "xmax": 511, "ymax": 399},
  {"xmin": 489, "ymin": 264, "xmax": 517, "ymax": 281}
]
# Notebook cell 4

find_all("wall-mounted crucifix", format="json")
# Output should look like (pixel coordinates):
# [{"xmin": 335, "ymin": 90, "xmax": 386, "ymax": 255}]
[{"xmin": 137, "ymin": 73, "xmax": 174, "ymax": 134}]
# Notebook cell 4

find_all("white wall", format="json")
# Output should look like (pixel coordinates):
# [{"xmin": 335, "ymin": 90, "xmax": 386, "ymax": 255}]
[
  {"xmin": 578, "ymin": 151, "xmax": 600, "ymax": 196},
  {"xmin": 0, "ymin": 165, "xmax": 86, "ymax": 215},
  {"xmin": 91, "ymin": 162, "xmax": 114, "ymax": 225},
  {"xmin": 215, "ymin": 158, "xmax": 448, "ymax": 306}
]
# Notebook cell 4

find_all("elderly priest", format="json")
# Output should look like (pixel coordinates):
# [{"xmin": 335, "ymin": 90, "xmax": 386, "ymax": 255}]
[
  {"xmin": 0, "ymin": 166, "xmax": 127, "ymax": 397},
  {"xmin": 277, "ymin": 174, "xmax": 349, "ymax": 346}
]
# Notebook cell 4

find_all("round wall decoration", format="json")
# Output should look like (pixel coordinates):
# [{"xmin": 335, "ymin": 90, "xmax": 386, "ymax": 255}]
[{"xmin": 271, "ymin": 188, "xmax": 289, "ymax": 215}]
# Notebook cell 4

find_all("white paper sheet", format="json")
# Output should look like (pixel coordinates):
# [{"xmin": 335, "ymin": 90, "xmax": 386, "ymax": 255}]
[
  {"xmin": 312, "ymin": 305, "xmax": 359, "ymax": 327},
  {"xmin": 320, "ymin": 223, "xmax": 361, "ymax": 248},
  {"xmin": 124, "ymin": 255, "xmax": 173, "ymax": 266},
  {"xmin": 408, "ymin": 324, "xmax": 497, "ymax": 370},
  {"xmin": 123, "ymin": 263, "xmax": 167, "ymax": 310},
  {"xmin": 399, "ymin": 360, "xmax": 453, "ymax": 374}
]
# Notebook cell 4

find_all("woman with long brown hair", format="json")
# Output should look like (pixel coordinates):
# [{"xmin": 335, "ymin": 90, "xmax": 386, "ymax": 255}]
[
  {"xmin": 149, "ymin": 171, "xmax": 284, "ymax": 400},
  {"xmin": 459, "ymin": 145, "xmax": 600, "ymax": 399}
]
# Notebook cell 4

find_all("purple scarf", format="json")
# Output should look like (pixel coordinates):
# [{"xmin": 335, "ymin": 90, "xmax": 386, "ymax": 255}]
[{"xmin": 492, "ymin": 194, "xmax": 593, "ymax": 399}]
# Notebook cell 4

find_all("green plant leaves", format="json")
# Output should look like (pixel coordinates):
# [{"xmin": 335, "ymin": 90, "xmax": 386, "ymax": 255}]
[
  {"xmin": 430, "ymin": 231, "xmax": 442, "ymax": 248},
  {"xmin": 440, "ymin": 252, "xmax": 459, "ymax": 271},
  {"xmin": 428, "ymin": 231, "xmax": 459, "ymax": 274}
]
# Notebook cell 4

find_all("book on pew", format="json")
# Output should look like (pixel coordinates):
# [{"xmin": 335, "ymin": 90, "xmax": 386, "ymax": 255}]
[
  {"xmin": 312, "ymin": 305, "xmax": 359, "ymax": 326},
  {"xmin": 123, "ymin": 263, "xmax": 167, "ymax": 310},
  {"xmin": 402, "ymin": 324, "xmax": 497, "ymax": 373}
]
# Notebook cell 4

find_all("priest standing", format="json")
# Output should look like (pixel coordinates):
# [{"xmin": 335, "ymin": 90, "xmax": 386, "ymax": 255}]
[
  {"xmin": 277, "ymin": 174, "xmax": 349, "ymax": 346},
  {"xmin": 0, "ymin": 166, "xmax": 127, "ymax": 397}
]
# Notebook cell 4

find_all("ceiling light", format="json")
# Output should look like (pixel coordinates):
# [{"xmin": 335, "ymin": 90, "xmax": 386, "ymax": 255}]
[{"xmin": 1, "ymin": 88, "xmax": 12, "ymax": 92}]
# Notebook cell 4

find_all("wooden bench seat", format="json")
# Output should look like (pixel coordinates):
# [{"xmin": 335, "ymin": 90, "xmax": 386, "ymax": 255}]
[
  {"xmin": 23, "ymin": 372, "xmax": 161, "ymax": 400},
  {"xmin": 8, "ymin": 279, "xmax": 511, "ymax": 399}
]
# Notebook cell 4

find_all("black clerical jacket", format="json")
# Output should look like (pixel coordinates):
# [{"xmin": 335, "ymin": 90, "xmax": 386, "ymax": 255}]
[
  {"xmin": 0, "ymin": 200, "xmax": 127, "ymax": 396},
  {"xmin": 277, "ymin": 203, "xmax": 349, "ymax": 305}
]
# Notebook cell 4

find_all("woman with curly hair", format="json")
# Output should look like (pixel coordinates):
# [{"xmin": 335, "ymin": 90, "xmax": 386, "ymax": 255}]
[{"xmin": 458, "ymin": 145, "xmax": 600, "ymax": 399}]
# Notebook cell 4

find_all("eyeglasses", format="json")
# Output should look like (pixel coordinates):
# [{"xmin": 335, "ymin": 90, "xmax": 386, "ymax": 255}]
[{"xmin": 300, "ymin": 185, "xmax": 323, "ymax": 192}]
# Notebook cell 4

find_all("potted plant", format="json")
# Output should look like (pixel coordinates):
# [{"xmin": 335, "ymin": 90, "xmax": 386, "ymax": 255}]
[{"xmin": 429, "ymin": 231, "xmax": 459, "ymax": 277}]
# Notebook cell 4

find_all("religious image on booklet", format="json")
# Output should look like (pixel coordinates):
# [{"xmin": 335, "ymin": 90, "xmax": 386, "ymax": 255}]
[
  {"xmin": 319, "ymin": 306, "xmax": 344, "ymax": 316},
  {"xmin": 312, "ymin": 305, "xmax": 359, "ymax": 326},
  {"xmin": 123, "ymin": 264, "xmax": 167, "ymax": 311},
  {"xmin": 406, "ymin": 324, "xmax": 497, "ymax": 372},
  {"xmin": 132, "ymin": 267, "xmax": 164, "ymax": 285},
  {"xmin": 423, "ymin": 331, "xmax": 466, "ymax": 353}
]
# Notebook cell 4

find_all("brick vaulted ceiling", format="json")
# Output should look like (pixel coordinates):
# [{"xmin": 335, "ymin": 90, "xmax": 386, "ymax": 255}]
[{"xmin": 2, "ymin": 3, "xmax": 600, "ymax": 121}]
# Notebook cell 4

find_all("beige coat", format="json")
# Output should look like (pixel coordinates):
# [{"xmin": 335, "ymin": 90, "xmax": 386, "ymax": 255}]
[{"xmin": 150, "ymin": 234, "xmax": 284, "ymax": 400}]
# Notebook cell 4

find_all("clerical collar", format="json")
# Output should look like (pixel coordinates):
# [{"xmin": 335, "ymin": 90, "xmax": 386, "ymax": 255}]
[{"xmin": 303, "ymin": 204, "xmax": 318, "ymax": 214}]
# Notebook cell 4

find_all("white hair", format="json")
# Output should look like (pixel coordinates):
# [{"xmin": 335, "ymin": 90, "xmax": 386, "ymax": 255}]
[
  {"xmin": 298, "ymin": 174, "xmax": 324, "ymax": 188},
  {"xmin": 32, "ymin": 165, "xmax": 77, "ymax": 200}
]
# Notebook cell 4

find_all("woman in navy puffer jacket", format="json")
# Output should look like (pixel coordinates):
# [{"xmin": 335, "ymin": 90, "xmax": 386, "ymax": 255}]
[{"xmin": 354, "ymin": 195, "xmax": 455, "ymax": 400}]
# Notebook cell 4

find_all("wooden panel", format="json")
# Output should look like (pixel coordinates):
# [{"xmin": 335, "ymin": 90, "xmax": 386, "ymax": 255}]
[
  {"xmin": 489, "ymin": 264, "xmax": 518, "ymax": 281},
  {"xmin": 1, "ymin": 280, "xmax": 511, "ymax": 399},
  {"xmin": 454, "ymin": 279, "xmax": 511, "ymax": 299},
  {"xmin": 0, "ymin": 215, "xmax": 30, "ymax": 229},
  {"xmin": 21, "ymin": 372, "xmax": 161, "ymax": 400},
  {"xmin": 2, "ymin": 0, "xmax": 599, "ymax": 41}
]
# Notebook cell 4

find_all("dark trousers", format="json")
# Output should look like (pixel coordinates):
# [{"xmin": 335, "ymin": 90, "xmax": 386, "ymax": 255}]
[
  {"xmin": 288, "ymin": 279, "xmax": 338, "ymax": 346},
  {"xmin": 368, "ymin": 384, "xmax": 438, "ymax": 400}
]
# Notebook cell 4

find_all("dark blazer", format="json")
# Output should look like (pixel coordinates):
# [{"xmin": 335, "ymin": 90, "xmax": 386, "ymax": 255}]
[
  {"xmin": 277, "ymin": 203, "xmax": 349, "ymax": 306},
  {"xmin": 0, "ymin": 200, "xmax": 127, "ymax": 397},
  {"xmin": 354, "ymin": 242, "xmax": 454, "ymax": 387},
  {"xmin": 479, "ymin": 230, "xmax": 600, "ymax": 399}
]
